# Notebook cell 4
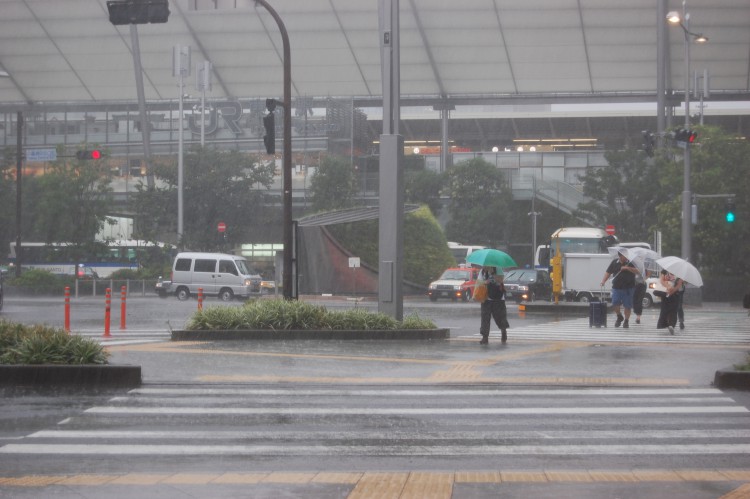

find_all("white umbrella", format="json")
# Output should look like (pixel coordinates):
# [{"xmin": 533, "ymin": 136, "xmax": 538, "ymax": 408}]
[
  {"xmin": 607, "ymin": 246, "xmax": 657, "ymax": 275},
  {"xmin": 656, "ymin": 256, "xmax": 703, "ymax": 287}
]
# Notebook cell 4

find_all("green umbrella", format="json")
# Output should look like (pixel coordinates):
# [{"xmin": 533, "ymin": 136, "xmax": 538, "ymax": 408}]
[{"xmin": 465, "ymin": 248, "xmax": 517, "ymax": 269}]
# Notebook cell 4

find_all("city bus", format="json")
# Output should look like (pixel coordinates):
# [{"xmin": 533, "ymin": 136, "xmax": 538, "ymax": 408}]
[{"xmin": 8, "ymin": 240, "xmax": 172, "ymax": 278}]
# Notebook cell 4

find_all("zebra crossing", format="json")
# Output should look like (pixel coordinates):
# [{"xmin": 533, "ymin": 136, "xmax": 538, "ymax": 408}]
[
  {"xmin": 2, "ymin": 385, "xmax": 749, "ymax": 465},
  {"xmin": 463, "ymin": 311, "xmax": 750, "ymax": 345},
  {"xmin": 76, "ymin": 328, "xmax": 171, "ymax": 346}
]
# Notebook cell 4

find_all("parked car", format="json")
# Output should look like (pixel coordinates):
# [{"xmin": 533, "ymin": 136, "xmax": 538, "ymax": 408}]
[
  {"xmin": 154, "ymin": 276, "xmax": 172, "ymax": 298},
  {"xmin": 171, "ymin": 252, "xmax": 262, "ymax": 301},
  {"xmin": 503, "ymin": 268, "xmax": 553, "ymax": 302},
  {"xmin": 428, "ymin": 267, "xmax": 480, "ymax": 302}
]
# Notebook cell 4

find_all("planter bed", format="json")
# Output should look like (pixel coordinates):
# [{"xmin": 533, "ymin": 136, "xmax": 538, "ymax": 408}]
[
  {"xmin": 714, "ymin": 368, "xmax": 750, "ymax": 390},
  {"xmin": 172, "ymin": 328, "xmax": 450, "ymax": 341},
  {"xmin": 0, "ymin": 364, "xmax": 142, "ymax": 388}
]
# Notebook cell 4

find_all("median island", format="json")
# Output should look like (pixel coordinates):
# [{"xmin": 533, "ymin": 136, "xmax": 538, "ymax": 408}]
[{"xmin": 172, "ymin": 298, "xmax": 450, "ymax": 341}]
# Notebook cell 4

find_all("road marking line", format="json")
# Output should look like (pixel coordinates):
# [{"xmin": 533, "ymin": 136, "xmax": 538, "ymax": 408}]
[
  {"xmin": 4, "ymin": 443, "xmax": 750, "ymax": 456},
  {"xmin": 3, "ymin": 469, "xmax": 750, "ymax": 488}
]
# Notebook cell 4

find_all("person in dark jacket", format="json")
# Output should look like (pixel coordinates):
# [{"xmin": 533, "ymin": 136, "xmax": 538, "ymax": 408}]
[
  {"xmin": 600, "ymin": 252, "xmax": 639, "ymax": 328},
  {"xmin": 479, "ymin": 266, "xmax": 509, "ymax": 345}
]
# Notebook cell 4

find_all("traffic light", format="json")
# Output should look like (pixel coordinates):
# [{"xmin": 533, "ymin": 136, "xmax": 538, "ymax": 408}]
[
  {"xmin": 76, "ymin": 149, "xmax": 102, "ymax": 160},
  {"xmin": 107, "ymin": 0, "xmax": 170, "ymax": 25},
  {"xmin": 726, "ymin": 199, "xmax": 736, "ymax": 223},
  {"xmin": 672, "ymin": 128, "xmax": 697, "ymax": 144},
  {"xmin": 641, "ymin": 130, "xmax": 655, "ymax": 157},
  {"xmin": 263, "ymin": 113, "xmax": 275, "ymax": 154}
]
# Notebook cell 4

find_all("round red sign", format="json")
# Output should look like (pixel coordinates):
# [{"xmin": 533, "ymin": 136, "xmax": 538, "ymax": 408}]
[
  {"xmin": 605, "ymin": 225, "xmax": 615, "ymax": 235},
  {"xmin": 217, "ymin": 222, "xmax": 226, "ymax": 233}
]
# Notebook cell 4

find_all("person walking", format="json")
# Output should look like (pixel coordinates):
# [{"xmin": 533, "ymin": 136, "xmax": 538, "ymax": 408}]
[
  {"xmin": 676, "ymin": 279, "xmax": 686, "ymax": 329},
  {"xmin": 632, "ymin": 270, "xmax": 647, "ymax": 324},
  {"xmin": 479, "ymin": 266, "xmax": 509, "ymax": 345},
  {"xmin": 600, "ymin": 251, "xmax": 639, "ymax": 328},
  {"xmin": 656, "ymin": 270, "xmax": 684, "ymax": 335}
]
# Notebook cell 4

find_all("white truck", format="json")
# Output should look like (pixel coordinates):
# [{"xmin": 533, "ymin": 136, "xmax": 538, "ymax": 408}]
[{"xmin": 561, "ymin": 253, "xmax": 613, "ymax": 303}]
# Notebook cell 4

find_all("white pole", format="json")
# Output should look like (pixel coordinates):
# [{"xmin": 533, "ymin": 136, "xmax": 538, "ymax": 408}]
[{"xmin": 178, "ymin": 72, "xmax": 184, "ymax": 243}]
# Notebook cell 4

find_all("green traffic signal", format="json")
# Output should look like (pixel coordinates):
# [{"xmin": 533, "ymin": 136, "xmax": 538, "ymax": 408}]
[{"xmin": 726, "ymin": 200, "xmax": 736, "ymax": 223}]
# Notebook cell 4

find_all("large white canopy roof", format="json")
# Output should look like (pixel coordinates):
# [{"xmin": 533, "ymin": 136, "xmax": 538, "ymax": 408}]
[{"xmin": 1, "ymin": 0, "xmax": 749, "ymax": 108}]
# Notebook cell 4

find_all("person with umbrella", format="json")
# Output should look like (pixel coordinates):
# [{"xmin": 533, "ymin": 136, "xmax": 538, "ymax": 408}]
[
  {"xmin": 478, "ymin": 266, "xmax": 509, "ymax": 345},
  {"xmin": 654, "ymin": 256, "xmax": 703, "ymax": 334},
  {"xmin": 465, "ymin": 249, "xmax": 517, "ymax": 345},
  {"xmin": 656, "ymin": 269, "xmax": 684, "ymax": 335},
  {"xmin": 600, "ymin": 250, "xmax": 639, "ymax": 328}
]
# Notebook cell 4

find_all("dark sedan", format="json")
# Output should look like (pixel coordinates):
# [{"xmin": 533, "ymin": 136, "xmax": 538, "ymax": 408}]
[{"xmin": 503, "ymin": 269, "xmax": 552, "ymax": 302}]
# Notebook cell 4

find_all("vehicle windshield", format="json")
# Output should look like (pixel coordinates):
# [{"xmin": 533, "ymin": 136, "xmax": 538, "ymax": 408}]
[
  {"xmin": 234, "ymin": 259, "xmax": 254, "ymax": 276},
  {"xmin": 552, "ymin": 238, "xmax": 609, "ymax": 256},
  {"xmin": 440, "ymin": 269, "xmax": 472, "ymax": 281},
  {"xmin": 506, "ymin": 270, "xmax": 538, "ymax": 283}
]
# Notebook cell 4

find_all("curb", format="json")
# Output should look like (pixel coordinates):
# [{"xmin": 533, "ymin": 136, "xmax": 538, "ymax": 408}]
[
  {"xmin": 0, "ymin": 364, "xmax": 142, "ymax": 389},
  {"xmin": 171, "ymin": 328, "xmax": 450, "ymax": 341},
  {"xmin": 714, "ymin": 368, "xmax": 750, "ymax": 391}
]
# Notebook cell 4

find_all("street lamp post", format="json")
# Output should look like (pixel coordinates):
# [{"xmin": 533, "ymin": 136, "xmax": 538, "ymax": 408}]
[{"xmin": 667, "ymin": 1, "xmax": 707, "ymax": 262}]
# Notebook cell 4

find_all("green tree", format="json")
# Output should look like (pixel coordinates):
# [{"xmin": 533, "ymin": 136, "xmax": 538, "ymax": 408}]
[
  {"xmin": 404, "ymin": 155, "xmax": 443, "ymax": 217},
  {"xmin": 575, "ymin": 148, "xmax": 661, "ymax": 242},
  {"xmin": 443, "ymin": 158, "xmax": 512, "ymax": 248},
  {"xmin": 309, "ymin": 155, "xmax": 358, "ymax": 212},
  {"xmin": 133, "ymin": 146, "xmax": 276, "ymax": 251},
  {"xmin": 656, "ymin": 125, "xmax": 750, "ymax": 276},
  {"xmin": 24, "ymin": 145, "xmax": 114, "ymax": 246}
]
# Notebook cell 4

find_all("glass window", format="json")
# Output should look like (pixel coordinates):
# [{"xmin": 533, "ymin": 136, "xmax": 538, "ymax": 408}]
[
  {"xmin": 218, "ymin": 260, "xmax": 238, "ymax": 275},
  {"xmin": 194, "ymin": 259, "xmax": 216, "ymax": 272},
  {"xmin": 175, "ymin": 258, "xmax": 192, "ymax": 271}
]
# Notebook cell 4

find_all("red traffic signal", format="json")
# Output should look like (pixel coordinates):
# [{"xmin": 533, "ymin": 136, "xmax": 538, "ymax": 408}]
[
  {"xmin": 76, "ymin": 150, "xmax": 102, "ymax": 160},
  {"xmin": 673, "ymin": 128, "xmax": 697, "ymax": 144}
]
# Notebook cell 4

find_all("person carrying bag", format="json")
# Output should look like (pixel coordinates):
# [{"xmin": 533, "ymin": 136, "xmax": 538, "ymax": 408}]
[{"xmin": 478, "ymin": 266, "xmax": 509, "ymax": 345}]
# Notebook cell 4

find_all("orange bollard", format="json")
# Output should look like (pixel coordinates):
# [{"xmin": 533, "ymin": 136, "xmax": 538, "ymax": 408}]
[
  {"xmin": 120, "ymin": 285, "xmax": 127, "ymax": 330},
  {"xmin": 103, "ymin": 288, "xmax": 112, "ymax": 338},
  {"xmin": 197, "ymin": 287, "xmax": 204, "ymax": 311},
  {"xmin": 64, "ymin": 286, "xmax": 71, "ymax": 333}
]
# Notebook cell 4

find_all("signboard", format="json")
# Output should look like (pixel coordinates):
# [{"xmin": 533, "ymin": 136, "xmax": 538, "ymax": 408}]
[
  {"xmin": 26, "ymin": 148, "xmax": 57, "ymax": 162},
  {"xmin": 605, "ymin": 225, "xmax": 616, "ymax": 235},
  {"xmin": 348, "ymin": 257, "xmax": 360, "ymax": 268},
  {"xmin": 217, "ymin": 222, "xmax": 226, "ymax": 233}
]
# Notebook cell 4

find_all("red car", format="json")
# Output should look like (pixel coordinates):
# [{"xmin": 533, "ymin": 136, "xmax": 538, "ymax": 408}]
[{"xmin": 427, "ymin": 267, "xmax": 480, "ymax": 302}]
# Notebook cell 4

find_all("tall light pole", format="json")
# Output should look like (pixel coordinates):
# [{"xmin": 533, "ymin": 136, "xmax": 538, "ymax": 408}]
[
  {"xmin": 667, "ymin": 1, "xmax": 707, "ymax": 262},
  {"xmin": 173, "ymin": 45, "xmax": 191, "ymax": 245},
  {"xmin": 254, "ymin": 0, "xmax": 293, "ymax": 299}
]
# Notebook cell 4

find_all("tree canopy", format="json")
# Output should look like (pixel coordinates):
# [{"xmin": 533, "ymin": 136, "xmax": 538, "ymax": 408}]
[
  {"xmin": 443, "ymin": 157, "xmax": 513, "ymax": 248},
  {"xmin": 133, "ymin": 146, "xmax": 275, "ymax": 251}
]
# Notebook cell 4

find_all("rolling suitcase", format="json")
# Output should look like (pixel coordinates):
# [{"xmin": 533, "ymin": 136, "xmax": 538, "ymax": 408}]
[{"xmin": 589, "ymin": 288, "xmax": 607, "ymax": 328}]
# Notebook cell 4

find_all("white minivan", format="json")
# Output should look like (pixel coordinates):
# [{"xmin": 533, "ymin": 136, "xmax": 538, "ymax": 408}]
[{"xmin": 171, "ymin": 252, "xmax": 262, "ymax": 301}]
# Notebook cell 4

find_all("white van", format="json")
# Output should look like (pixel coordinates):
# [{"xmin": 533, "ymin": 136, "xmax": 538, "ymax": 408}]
[{"xmin": 171, "ymin": 252, "xmax": 262, "ymax": 301}]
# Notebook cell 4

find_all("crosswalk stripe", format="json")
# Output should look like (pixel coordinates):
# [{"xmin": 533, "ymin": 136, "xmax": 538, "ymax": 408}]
[
  {"xmin": 84, "ymin": 406, "xmax": 748, "ymax": 415},
  {"xmin": 456, "ymin": 314, "xmax": 750, "ymax": 344},
  {"xmin": 3, "ymin": 443, "xmax": 750, "ymax": 456},
  {"xmin": 25, "ymin": 429, "xmax": 750, "ymax": 440}
]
